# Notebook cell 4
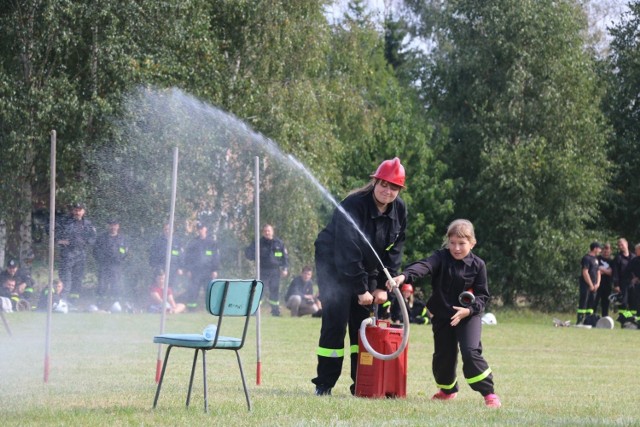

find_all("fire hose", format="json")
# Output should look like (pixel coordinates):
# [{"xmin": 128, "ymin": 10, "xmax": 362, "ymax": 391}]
[{"xmin": 358, "ymin": 268, "xmax": 410, "ymax": 361}]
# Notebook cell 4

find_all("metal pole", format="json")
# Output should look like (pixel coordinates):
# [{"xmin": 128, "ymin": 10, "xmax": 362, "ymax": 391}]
[
  {"xmin": 155, "ymin": 147, "xmax": 179, "ymax": 383},
  {"xmin": 44, "ymin": 130, "xmax": 56, "ymax": 383},
  {"xmin": 255, "ymin": 156, "xmax": 262, "ymax": 385}
]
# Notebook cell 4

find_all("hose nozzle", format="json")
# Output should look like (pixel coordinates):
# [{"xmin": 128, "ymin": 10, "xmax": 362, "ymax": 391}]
[{"xmin": 458, "ymin": 290, "xmax": 475, "ymax": 307}]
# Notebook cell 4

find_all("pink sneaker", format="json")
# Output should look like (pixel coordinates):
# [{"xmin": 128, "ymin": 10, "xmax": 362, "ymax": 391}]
[
  {"xmin": 484, "ymin": 393, "xmax": 501, "ymax": 408},
  {"xmin": 431, "ymin": 390, "xmax": 457, "ymax": 400}
]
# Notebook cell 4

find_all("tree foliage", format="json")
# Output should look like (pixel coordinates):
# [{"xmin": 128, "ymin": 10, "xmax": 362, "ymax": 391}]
[
  {"xmin": 603, "ymin": 1, "xmax": 640, "ymax": 239},
  {"xmin": 406, "ymin": 0, "xmax": 610, "ymax": 308},
  {"xmin": 0, "ymin": 0, "xmax": 448, "ymax": 296}
]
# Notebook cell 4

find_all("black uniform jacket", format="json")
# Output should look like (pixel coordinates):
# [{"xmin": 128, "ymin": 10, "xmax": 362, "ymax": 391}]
[
  {"xmin": 245, "ymin": 237, "xmax": 289, "ymax": 270},
  {"xmin": 315, "ymin": 189, "xmax": 407, "ymax": 296},
  {"xmin": 56, "ymin": 216, "xmax": 97, "ymax": 260},
  {"xmin": 185, "ymin": 237, "xmax": 220, "ymax": 275},
  {"xmin": 93, "ymin": 232, "xmax": 128, "ymax": 266},
  {"xmin": 402, "ymin": 249, "xmax": 489, "ymax": 319}
]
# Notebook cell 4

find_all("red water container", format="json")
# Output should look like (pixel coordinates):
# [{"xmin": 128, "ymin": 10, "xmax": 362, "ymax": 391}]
[{"xmin": 355, "ymin": 320, "xmax": 408, "ymax": 398}]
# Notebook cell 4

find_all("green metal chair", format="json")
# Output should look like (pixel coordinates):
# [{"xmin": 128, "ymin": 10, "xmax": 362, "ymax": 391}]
[{"xmin": 153, "ymin": 279, "xmax": 263, "ymax": 412}]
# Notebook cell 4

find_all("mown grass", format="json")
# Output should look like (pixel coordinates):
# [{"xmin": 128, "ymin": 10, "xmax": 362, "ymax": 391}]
[{"xmin": 1, "ymin": 308, "xmax": 638, "ymax": 426}]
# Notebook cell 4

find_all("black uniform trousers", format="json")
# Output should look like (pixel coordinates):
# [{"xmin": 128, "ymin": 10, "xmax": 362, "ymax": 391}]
[
  {"xmin": 96, "ymin": 264, "xmax": 123, "ymax": 301},
  {"xmin": 59, "ymin": 255, "xmax": 86, "ymax": 299},
  {"xmin": 577, "ymin": 283, "xmax": 596, "ymax": 323},
  {"xmin": 312, "ymin": 260, "xmax": 370, "ymax": 389},
  {"xmin": 431, "ymin": 314, "xmax": 494, "ymax": 396},
  {"xmin": 261, "ymin": 268, "xmax": 282, "ymax": 313},
  {"xmin": 593, "ymin": 280, "xmax": 612, "ymax": 317},
  {"xmin": 186, "ymin": 270, "xmax": 211, "ymax": 305}
]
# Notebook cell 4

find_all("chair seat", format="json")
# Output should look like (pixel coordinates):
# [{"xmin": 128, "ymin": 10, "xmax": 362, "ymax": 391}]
[{"xmin": 154, "ymin": 333, "xmax": 242, "ymax": 349}]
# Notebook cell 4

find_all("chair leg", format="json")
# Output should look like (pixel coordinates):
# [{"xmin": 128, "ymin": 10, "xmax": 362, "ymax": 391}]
[
  {"xmin": 235, "ymin": 350, "xmax": 252, "ymax": 411},
  {"xmin": 202, "ymin": 350, "xmax": 208, "ymax": 413},
  {"xmin": 153, "ymin": 346, "xmax": 173, "ymax": 409},
  {"xmin": 185, "ymin": 349, "xmax": 199, "ymax": 408}
]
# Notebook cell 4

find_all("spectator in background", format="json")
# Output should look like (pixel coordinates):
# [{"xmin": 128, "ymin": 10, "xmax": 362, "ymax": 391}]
[
  {"xmin": 245, "ymin": 224, "xmax": 289, "ymax": 316},
  {"xmin": 55, "ymin": 202, "xmax": 96, "ymax": 302},
  {"xmin": 390, "ymin": 283, "xmax": 428, "ymax": 325},
  {"xmin": 184, "ymin": 223, "xmax": 220, "ymax": 310},
  {"xmin": 0, "ymin": 277, "xmax": 18, "ymax": 310},
  {"xmin": 0, "ymin": 259, "xmax": 35, "ymax": 304},
  {"xmin": 285, "ymin": 266, "xmax": 319, "ymax": 317},
  {"xmin": 612, "ymin": 238, "xmax": 636, "ymax": 325},
  {"xmin": 37, "ymin": 279, "xmax": 65, "ymax": 312},
  {"xmin": 621, "ymin": 243, "xmax": 640, "ymax": 326},
  {"xmin": 148, "ymin": 222, "xmax": 185, "ymax": 292},
  {"xmin": 148, "ymin": 268, "xmax": 185, "ymax": 314},
  {"xmin": 594, "ymin": 243, "xmax": 613, "ymax": 317},
  {"xmin": 577, "ymin": 242, "xmax": 602, "ymax": 325},
  {"xmin": 93, "ymin": 219, "xmax": 128, "ymax": 309}
]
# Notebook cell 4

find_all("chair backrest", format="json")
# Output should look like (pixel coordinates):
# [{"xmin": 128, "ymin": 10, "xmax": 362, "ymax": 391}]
[{"xmin": 206, "ymin": 279, "xmax": 263, "ymax": 317}]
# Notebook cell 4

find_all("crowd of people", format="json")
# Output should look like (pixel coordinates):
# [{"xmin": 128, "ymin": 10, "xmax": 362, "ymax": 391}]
[
  {"xmin": 0, "ymin": 201, "xmax": 225, "ymax": 314},
  {"xmin": 578, "ymin": 238, "xmax": 640, "ymax": 329}
]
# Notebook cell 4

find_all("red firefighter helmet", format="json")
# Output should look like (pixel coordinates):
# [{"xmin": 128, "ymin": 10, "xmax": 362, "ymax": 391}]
[
  {"xmin": 371, "ymin": 157, "xmax": 405, "ymax": 188},
  {"xmin": 401, "ymin": 284, "xmax": 413, "ymax": 294}
]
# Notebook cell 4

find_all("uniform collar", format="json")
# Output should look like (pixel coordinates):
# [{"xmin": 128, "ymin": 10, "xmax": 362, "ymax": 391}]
[
  {"xmin": 367, "ymin": 191, "xmax": 398, "ymax": 219},
  {"xmin": 446, "ymin": 249, "xmax": 474, "ymax": 266}
]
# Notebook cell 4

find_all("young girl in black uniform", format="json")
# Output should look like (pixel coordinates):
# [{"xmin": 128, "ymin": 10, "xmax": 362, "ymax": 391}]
[{"xmin": 388, "ymin": 219, "xmax": 501, "ymax": 408}]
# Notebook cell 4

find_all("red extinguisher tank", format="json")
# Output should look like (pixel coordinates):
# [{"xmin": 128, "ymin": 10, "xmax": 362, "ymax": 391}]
[{"xmin": 355, "ymin": 319, "xmax": 408, "ymax": 398}]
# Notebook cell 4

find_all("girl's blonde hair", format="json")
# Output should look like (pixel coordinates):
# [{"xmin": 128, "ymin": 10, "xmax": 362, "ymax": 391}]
[{"xmin": 442, "ymin": 219, "xmax": 477, "ymax": 247}]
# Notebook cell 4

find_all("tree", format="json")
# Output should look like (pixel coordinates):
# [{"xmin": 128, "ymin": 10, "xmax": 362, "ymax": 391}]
[
  {"xmin": 407, "ymin": 0, "xmax": 610, "ymax": 309},
  {"xmin": 603, "ymin": 1, "xmax": 640, "ymax": 239}
]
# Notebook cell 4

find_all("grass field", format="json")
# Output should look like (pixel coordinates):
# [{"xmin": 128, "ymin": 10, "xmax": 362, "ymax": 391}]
[{"xmin": 1, "ymin": 307, "xmax": 638, "ymax": 426}]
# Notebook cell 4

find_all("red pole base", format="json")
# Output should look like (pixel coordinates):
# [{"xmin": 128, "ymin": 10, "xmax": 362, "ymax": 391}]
[{"xmin": 256, "ymin": 361, "xmax": 262, "ymax": 385}]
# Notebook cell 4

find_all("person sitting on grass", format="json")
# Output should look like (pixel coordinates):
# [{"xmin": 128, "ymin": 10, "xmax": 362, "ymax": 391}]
[
  {"xmin": 148, "ymin": 268, "xmax": 185, "ymax": 314},
  {"xmin": 37, "ymin": 279, "xmax": 65, "ymax": 312},
  {"xmin": 389, "ymin": 283, "xmax": 428, "ymax": 325},
  {"xmin": 285, "ymin": 265, "xmax": 320, "ymax": 317}
]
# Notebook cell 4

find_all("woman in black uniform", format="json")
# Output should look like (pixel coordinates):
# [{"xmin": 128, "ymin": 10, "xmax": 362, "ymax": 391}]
[{"xmin": 312, "ymin": 158, "xmax": 408, "ymax": 396}]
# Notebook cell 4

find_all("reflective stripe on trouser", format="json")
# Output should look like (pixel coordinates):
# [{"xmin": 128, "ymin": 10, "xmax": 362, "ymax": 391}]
[
  {"xmin": 431, "ymin": 315, "xmax": 495, "ymax": 396},
  {"xmin": 261, "ymin": 268, "xmax": 281, "ymax": 308},
  {"xmin": 312, "ymin": 259, "xmax": 370, "ymax": 389}
]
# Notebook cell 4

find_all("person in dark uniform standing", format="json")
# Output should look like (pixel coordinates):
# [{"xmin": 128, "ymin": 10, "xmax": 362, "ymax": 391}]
[
  {"xmin": 312, "ymin": 157, "xmax": 407, "ymax": 396},
  {"xmin": 184, "ymin": 223, "xmax": 220, "ymax": 310},
  {"xmin": 55, "ymin": 202, "xmax": 96, "ymax": 302},
  {"xmin": 93, "ymin": 218, "xmax": 128, "ymax": 308},
  {"xmin": 612, "ymin": 237, "xmax": 635, "ymax": 325},
  {"xmin": 578, "ymin": 242, "xmax": 602, "ymax": 324},
  {"xmin": 148, "ymin": 222, "xmax": 185, "ymax": 292},
  {"xmin": 621, "ymin": 243, "xmax": 640, "ymax": 325},
  {"xmin": 388, "ymin": 219, "xmax": 501, "ymax": 408},
  {"xmin": 245, "ymin": 224, "xmax": 289, "ymax": 316},
  {"xmin": 594, "ymin": 243, "xmax": 613, "ymax": 317}
]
